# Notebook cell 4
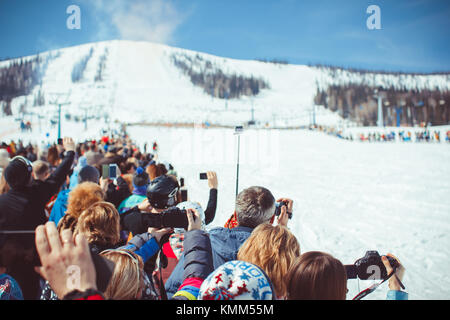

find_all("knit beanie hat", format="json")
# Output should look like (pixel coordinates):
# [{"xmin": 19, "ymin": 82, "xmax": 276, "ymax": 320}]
[
  {"xmin": 0, "ymin": 274, "xmax": 24, "ymax": 300},
  {"xmin": 78, "ymin": 165, "xmax": 100, "ymax": 184},
  {"xmin": 3, "ymin": 156, "xmax": 32, "ymax": 189},
  {"xmin": 198, "ymin": 260, "xmax": 274, "ymax": 300},
  {"xmin": 133, "ymin": 167, "xmax": 149, "ymax": 187}
]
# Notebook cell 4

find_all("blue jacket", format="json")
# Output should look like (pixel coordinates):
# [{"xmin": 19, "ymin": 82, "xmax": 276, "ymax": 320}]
[
  {"xmin": 165, "ymin": 225, "xmax": 253, "ymax": 298},
  {"xmin": 48, "ymin": 189, "xmax": 70, "ymax": 226},
  {"xmin": 386, "ymin": 290, "xmax": 408, "ymax": 300},
  {"xmin": 120, "ymin": 233, "xmax": 160, "ymax": 263}
]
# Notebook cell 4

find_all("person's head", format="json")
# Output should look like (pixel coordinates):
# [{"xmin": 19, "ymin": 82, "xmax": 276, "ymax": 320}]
[
  {"xmin": 286, "ymin": 252, "xmax": 347, "ymax": 300},
  {"xmin": 121, "ymin": 174, "xmax": 134, "ymax": 193},
  {"xmin": 237, "ymin": 223, "xmax": 300, "ymax": 298},
  {"xmin": 0, "ymin": 149, "xmax": 10, "ymax": 168},
  {"xmin": 74, "ymin": 202, "xmax": 120, "ymax": 247},
  {"xmin": 121, "ymin": 162, "xmax": 136, "ymax": 174},
  {"xmin": 88, "ymin": 142, "xmax": 96, "ymax": 152},
  {"xmin": 198, "ymin": 260, "xmax": 275, "ymax": 300},
  {"xmin": 32, "ymin": 160, "xmax": 50, "ymax": 181},
  {"xmin": 156, "ymin": 163, "xmax": 168, "ymax": 176},
  {"xmin": 66, "ymin": 182, "xmax": 105, "ymax": 219},
  {"xmin": 47, "ymin": 145, "xmax": 60, "ymax": 167},
  {"xmin": 78, "ymin": 165, "xmax": 100, "ymax": 184},
  {"xmin": 146, "ymin": 175, "xmax": 179, "ymax": 210},
  {"xmin": 235, "ymin": 186, "xmax": 276, "ymax": 228},
  {"xmin": 132, "ymin": 167, "xmax": 149, "ymax": 192},
  {"xmin": 3, "ymin": 156, "xmax": 33, "ymax": 189},
  {"xmin": 100, "ymin": 249, "xmax": 145, "ymax": 300}
]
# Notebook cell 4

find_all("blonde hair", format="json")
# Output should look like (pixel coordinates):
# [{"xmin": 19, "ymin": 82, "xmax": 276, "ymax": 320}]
[
  {"xmin": 100, "ymin": 250, "xmax": 144, "ymax": 300},
  {"xmin": 237, "ymin": 223, "xmax": 300, "ymax": 298},
  {"xmin": 66, "ymin": 182, "xmax": 105, "ymax": 218},
  {"xmin": 75, "ymin": 202, "xmax": 121, "ymax": 247}
]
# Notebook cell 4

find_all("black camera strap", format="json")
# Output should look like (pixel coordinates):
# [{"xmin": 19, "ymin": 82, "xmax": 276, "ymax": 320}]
[{"xmin": 352, "ymin": 268, "xmax": 405, "ymax": 300}]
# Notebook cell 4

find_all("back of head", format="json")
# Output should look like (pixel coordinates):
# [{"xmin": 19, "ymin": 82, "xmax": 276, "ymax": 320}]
[
  {"xmin": 198, "ymin": 260, "xmax": 274, "ymax": 300},
  {"xmin": 3, "ymin": 156, "xmax": 33, "ymax": 189},
  {"xmin": 0, "ymin": 149, "xmax": 10, "ymax": 168},
  {"xmin": 146, "ymin": 175, "xmax": 179, "ymax": 209},
  {"xmin": 235, "ymin": 186, "xmax": 275, "ymax": 228},
  {"xmin": 32, "ymin": 160, "xmax": 50, "ymax": 180},
  {"xmin": 132, "ymin": 167, "xmax": 149, "ymax": 189},
  {"xmin": 286, "ymin": 252, "xmax": 347, "ymax": 300},
  {"xmin": 78, "ymin": 165, "xmax": 100, "ymax": 184},
  {"xmin": 67, "ymin": 182, "xmax": 105, "ymax": 218},
  {"xmin": 75, "ymin": 201, "xmax": 120, "ymax": 247},
  {"xmin": 47, "ymin": 145, "xmax": 59, "ymax": 167},
  {"xmin": 100, "ymin": 249, "xmax": 144, "ymax": 300},
  {"xmin": 237, "ymin": 223, "xmax": 300, "ymax": 298},
  {"xmin": 121, "ymin": 173, "xmax": 134, "ymax": 193}
]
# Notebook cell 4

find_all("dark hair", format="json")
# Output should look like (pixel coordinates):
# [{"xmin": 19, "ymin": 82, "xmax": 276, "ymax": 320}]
[
  {"xmin": 47, "ymin": 145, "xmax": 59, "ymax": 167},
  {"xmin": 235, "ymin": 186, "xmax": 275, "ymax": 228},
  {"xmin": 286, "ymin": 252, "xmax": 347, "ymax": 300}
]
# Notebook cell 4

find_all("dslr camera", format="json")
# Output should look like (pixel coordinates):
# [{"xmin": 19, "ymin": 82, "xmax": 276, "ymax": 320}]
[
  {"xmin": 141, "ymin": 207, "xmax": 191, "ymax": 229},
  {"xmin": 345, "ymin": 251, "xmax": 399, "ymax": 280},
  {"xmin": 274, "ymin": 201, "xmax": 292, "ymax": 219}
]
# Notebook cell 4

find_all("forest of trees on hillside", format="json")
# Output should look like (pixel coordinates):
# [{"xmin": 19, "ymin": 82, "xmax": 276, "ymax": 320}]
[
  {"xmin": 95, "ymin": 48, "xmax": 108, "ymax": 82},
  {"xmin": 314, "ymin": 84, "xmax": 450, "ymax": 126},
  {"xmin": 171, "ymin": 53, "xmax": 270, "ymax": 99},
  {"xmin": 0, "ymin": 53, "xmax": 55, "ymax": 115},
  {"xmin": 71, "ymin": 48, "xmax": 94, "ymax": 83}
]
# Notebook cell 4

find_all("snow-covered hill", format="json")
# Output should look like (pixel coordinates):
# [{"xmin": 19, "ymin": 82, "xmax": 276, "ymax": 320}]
[{"xmin": 1, "ymin": 40, "xmax": 449, "ymax": 128}]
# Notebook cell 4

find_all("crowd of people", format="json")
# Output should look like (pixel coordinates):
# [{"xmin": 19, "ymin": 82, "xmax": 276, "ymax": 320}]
[
  {"xmin": 357, "ymin": 129, "xmax": 449, "ymax": 143},
  {"xmin": 309, "ymin": 124, "xmax": 450, "ymax": 143},
  {"xmin": 0, "ymin": 130, "xmax": 408, "ymax": 301}
]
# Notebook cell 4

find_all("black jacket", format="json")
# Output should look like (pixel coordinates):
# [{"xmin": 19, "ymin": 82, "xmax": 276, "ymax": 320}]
[
  {"xmin": 204, "ymin": 188, "xmax": 217, "ymax": 225},
  {"xmin": 0, "ymin": 150, "xmax": 75, "ymax": 300},
  {"xmin": 0, "ymin": 150, "xmax": 75, "ymax": 231}
]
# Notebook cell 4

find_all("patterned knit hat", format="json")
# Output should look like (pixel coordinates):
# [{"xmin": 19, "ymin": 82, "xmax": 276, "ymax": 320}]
[
  {"xmin": 0, "ymin": 274, "xmax": 24, "ymax": 300},
  {"xmin": 198, "ymin": 260, "xmax": 274, "ymax": 300}
]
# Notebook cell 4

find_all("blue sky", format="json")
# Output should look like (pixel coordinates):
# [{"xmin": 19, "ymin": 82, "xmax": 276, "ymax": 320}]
[{"xmin": 1, "ymin": 0, "xmax": 449, "ymax": 73}]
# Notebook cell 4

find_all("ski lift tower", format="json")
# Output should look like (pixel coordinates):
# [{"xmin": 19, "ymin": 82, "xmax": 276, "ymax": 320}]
[
  {"xmin": 48, "ymin": 91, "xmax": 71, "ymax": 140},
  {"xmin": 373, "ymin": 89, "xmax": 384, "ymax": 128}
]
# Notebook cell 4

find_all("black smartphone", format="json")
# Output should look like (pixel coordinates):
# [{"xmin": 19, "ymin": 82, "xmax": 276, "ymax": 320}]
[
  {"xmin": 199, "ymin": 173, "xmax": 208, "ymax": 180},
  {"xmin": 181, "ymin": 189, "xmax": 188, "ymax": 202},
  {"xmin": 180, "ymin": 177, "xmax": 184, "ymax": 187},
  {"xmin": 57, "ymin": 138, "xmax": 63, "ymax": 145}
]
